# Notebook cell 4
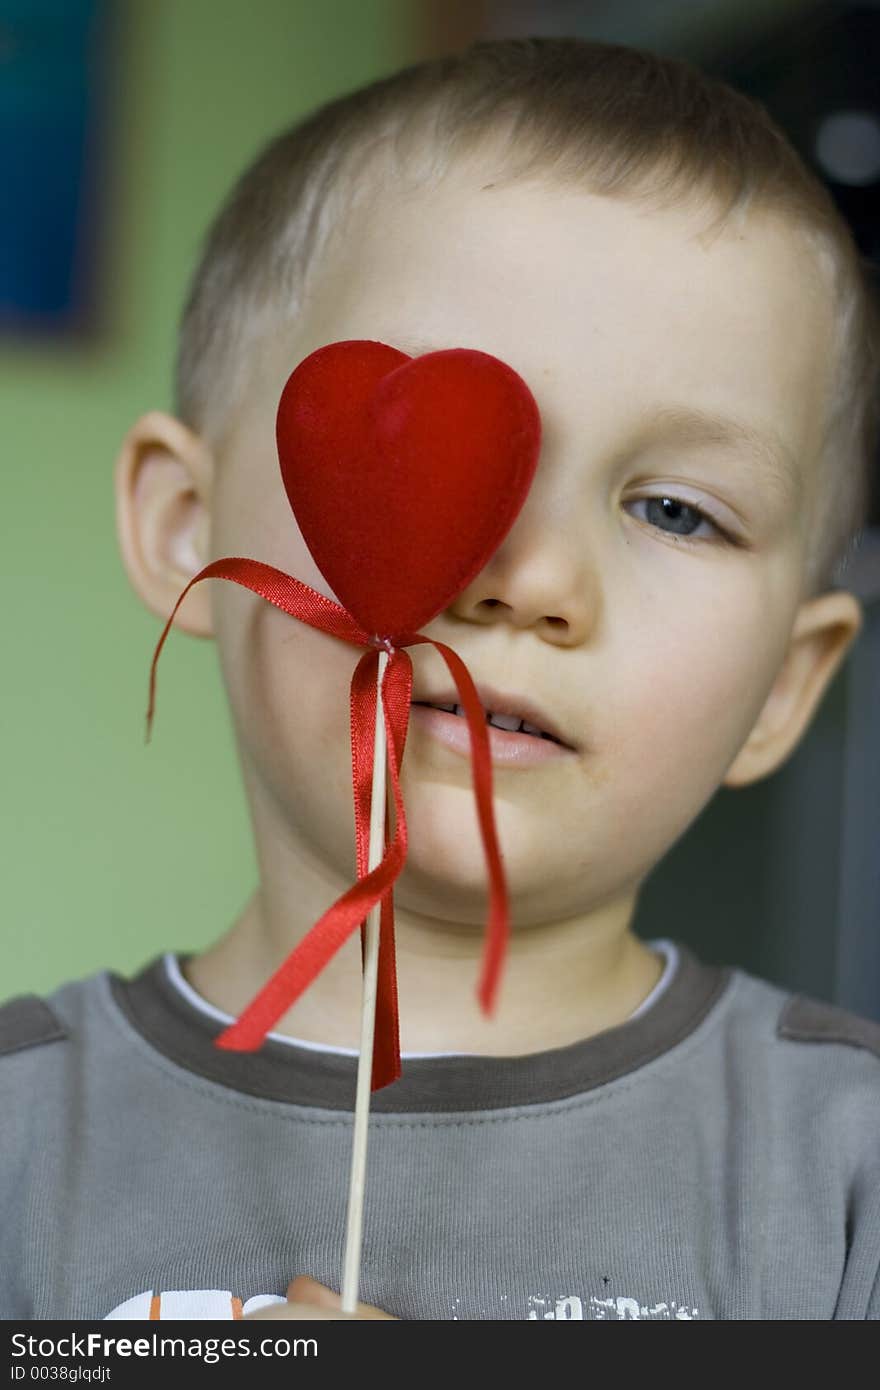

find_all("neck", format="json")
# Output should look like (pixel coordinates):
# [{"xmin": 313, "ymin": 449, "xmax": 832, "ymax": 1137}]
[{"xmin": 183, "ymin": 869, "xmax": 663, "ymax": 1057}]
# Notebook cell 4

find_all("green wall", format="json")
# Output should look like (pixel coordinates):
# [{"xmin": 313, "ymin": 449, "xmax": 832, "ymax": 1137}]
[{"xmin": 1, "ymin": 0, "xmax": 414, "ymax": 998}]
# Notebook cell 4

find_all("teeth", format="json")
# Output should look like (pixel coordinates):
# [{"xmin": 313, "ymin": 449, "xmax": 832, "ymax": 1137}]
[
  {"xmin": 487, "ymin": 710, "xmax": 523, "ymax": 731},
  {"xmin": 428, "ymin": 702, "xmax": 557, "ymax": 742}
]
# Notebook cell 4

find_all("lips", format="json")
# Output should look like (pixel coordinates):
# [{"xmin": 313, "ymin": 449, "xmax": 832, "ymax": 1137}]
[{"xmin": 410, "ymin": 683, "xmax": 577, "ymax": 751}]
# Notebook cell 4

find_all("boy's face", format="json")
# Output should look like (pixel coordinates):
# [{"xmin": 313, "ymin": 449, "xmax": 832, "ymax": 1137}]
[{"xmin": 121, "ymin": 168, "xmax": 861, "ymax": 931}]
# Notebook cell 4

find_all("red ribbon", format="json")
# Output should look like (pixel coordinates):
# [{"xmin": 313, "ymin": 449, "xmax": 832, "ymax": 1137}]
[{"xmin": 145, "ymin": 556, "xmax": 508, "ymax": 1090}]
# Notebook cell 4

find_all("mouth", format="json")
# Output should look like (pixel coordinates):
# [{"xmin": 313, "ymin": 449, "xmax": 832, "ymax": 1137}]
[{"xmin": 410, "ymin": 683, "xmax": 578, "ymax": 753}]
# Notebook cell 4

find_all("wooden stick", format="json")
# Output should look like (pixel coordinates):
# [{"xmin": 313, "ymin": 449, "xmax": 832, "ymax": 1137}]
[{"xmin": 341, "ymin": 647, "xmax": 389, "ymax": 1314}]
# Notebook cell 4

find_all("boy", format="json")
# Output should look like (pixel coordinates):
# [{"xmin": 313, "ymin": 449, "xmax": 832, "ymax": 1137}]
[{"xmin": 3, "ymin": 36, "xmax": 879, "ymax": 1321}]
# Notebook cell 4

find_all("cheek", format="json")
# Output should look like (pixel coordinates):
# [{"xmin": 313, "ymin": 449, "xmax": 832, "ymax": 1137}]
[
  {"xmin": 602, "ymin": 582, "xmax": 789, "ymax": 809},
  {"xmin": 211, "ymin": 457, "xmax": 343, "ymax": 608},
  {"xmin": 214, "ymin": 591, "xmax": 363, "ymax": 850}
]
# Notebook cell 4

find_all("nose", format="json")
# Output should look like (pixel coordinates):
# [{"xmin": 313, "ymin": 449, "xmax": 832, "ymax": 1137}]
[{"xmin": 447, "ymin": 549, "xmax": 598, "ymax": 647}]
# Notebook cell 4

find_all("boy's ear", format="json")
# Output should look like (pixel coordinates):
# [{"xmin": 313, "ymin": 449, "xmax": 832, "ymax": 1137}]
[
  {"xmin": 722, "ymin": 589, "xmax": 863, "ymax": 788},
  {"xmin": 114, "ymin": 411, "xmax": 215, "ymax": 637}
]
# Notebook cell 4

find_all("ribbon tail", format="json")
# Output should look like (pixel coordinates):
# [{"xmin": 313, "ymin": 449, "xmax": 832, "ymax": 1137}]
[
  {"xmin": 369, "ymin": 649, "xmax": 413, "ymax": 1088},
  {"xmin": 401, "ymin": 634, "xmax": 508, "ymax": 1016},
  {"xmin": 214, "ymin": 648, "xmax": 412, "ymax": 1060},
  {"xmin": 351, "ymin": 651, "xmax": 401, "ymax": 1091},
  {"xmin": 213, "ymin": 828, "xmax": 407, "ymax": 1052},
  {"xmin": 144, "ymin": 557, "xmax": 371, "ymax": 745},
  {"xmin": 371, "ymin": 850, "xmax": 400, "ymax": 1091}
]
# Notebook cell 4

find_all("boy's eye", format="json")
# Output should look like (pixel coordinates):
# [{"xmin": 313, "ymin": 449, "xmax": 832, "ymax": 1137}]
[{"xmin": 624, "ymin": 494, "xmax": 727, "ymax": 544}]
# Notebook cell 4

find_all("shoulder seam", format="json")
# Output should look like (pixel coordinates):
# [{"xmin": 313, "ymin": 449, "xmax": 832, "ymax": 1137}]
[
  {"xmin": 0, "ymin": 994, "xmax": 69, "ymax": 1057},
  {"xmin": 777, "ymin": 993, "xmax": 880, "ymax": 1062}
]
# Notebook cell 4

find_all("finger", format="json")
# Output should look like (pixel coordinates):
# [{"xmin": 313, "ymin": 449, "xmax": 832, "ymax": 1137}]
[
  {"xmin": 244, "ymin": 1300, "xmax": 360, "ymax": 1321},
  {"xmin": 287, "ymin": 1275, "xmax": 340, "ymax": 1308},
  {"xmin": 288, "ymin": 1275, "xmax": 396, "ymax": 1319}
]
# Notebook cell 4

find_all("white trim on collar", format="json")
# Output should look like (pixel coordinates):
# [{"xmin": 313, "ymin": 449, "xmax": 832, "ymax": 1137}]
[{"xmin": 163, "ymin": 939, "xmax": 676, "ymax": 1059}]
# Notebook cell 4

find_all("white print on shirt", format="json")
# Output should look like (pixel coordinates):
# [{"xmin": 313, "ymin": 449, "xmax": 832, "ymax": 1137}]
[
  {"xmin": 105, "ymin": 1290, "xmax": 286, "ymax": 1319},
  {"xmin": 105, "ymin": 1287, "xmax": 699, "ymax": 1320},
  {"xmin": 526, "ymin": 1293, "xmax": 700, "ymax": 1320}
]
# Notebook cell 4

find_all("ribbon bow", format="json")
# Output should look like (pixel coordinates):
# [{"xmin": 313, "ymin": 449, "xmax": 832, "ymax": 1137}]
[{"xmin": 145, "ymin": 561, "xmax": 507, "ymax": 1090}]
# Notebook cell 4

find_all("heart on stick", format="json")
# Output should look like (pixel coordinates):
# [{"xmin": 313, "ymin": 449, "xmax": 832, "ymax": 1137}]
[
  {"xmin": 142, "ymin": 336, "xmax": 544, "ymax": 1087},
  {"xmin": 275, "ymin": 339, "xmax": 542, "ymax": 638}
]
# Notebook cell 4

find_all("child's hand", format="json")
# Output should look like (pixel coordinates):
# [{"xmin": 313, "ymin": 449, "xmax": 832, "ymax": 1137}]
[{"xmin": 244, "ymin": 1274, "xmax": 397, "ymax": 1320}]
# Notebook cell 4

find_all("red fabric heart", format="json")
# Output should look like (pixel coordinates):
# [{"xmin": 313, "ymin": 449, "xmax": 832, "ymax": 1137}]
[{"xmin": 276, "ymin": 340, "xmax": 541, "ymax": 638}]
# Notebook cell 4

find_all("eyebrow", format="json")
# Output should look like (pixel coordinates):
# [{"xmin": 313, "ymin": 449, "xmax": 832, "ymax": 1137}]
[
  {"xmin": 385, "ymin": 335, "xmax": 803, "ymax": 499},
  {"xmin": 634, "ymin": 404, "xmax": 803, "ymax": 501}
]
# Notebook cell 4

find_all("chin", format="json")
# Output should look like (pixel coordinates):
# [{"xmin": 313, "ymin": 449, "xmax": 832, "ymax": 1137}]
[{"xmin": 393, "ymin": 785, "xmax": 532, "ymax": 902}]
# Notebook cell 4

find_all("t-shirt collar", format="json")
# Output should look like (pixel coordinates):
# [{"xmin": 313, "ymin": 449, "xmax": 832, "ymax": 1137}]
[{"xmin": 108, "ymin": 941, "xmax": 731, "ymax": 1113}]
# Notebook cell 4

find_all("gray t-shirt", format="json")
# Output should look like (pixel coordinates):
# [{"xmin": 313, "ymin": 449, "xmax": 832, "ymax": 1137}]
[{"xmin": 1, "ymin": 938, "xmax": 879, "ymax": 1320}]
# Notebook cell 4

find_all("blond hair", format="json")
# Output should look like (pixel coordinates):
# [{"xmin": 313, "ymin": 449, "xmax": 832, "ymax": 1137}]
[{"xmin": 175, "ymin": 36, "xmax": 880, "ymax": 597}]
